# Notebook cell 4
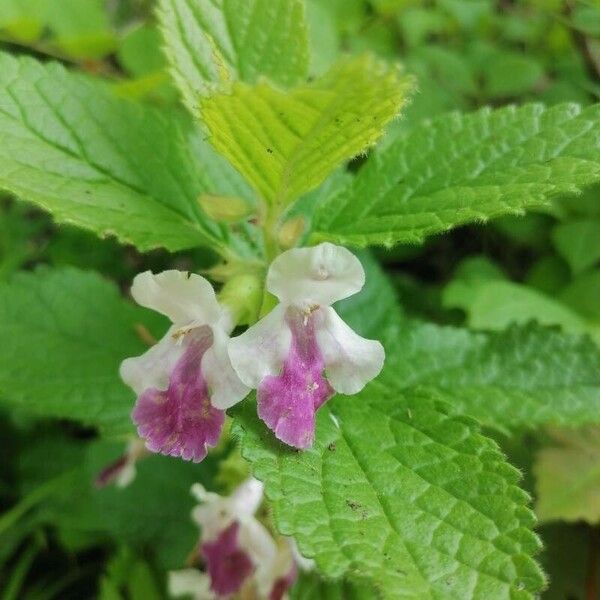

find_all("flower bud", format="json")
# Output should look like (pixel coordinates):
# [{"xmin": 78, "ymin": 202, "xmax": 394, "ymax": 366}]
[
  {"xmin": 219, "ymin": 273, "xmax": 263, "ymax": 325},
  {"xmin": 205, "ymin": 259, "xmax": 264, "ymax": 283},
  {"xmin": 277, "ymin": 216, "xmax": 306, "ymax": 249},
  {"xmin": 198, "ymin": 193, "xmax": 253, "ymax": 223}
]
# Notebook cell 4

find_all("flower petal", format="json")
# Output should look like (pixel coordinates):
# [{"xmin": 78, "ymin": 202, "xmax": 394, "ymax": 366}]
[
  {"xmin": 120, "ymin": 326, "xmax": 184, "ymax": 395},
  {"xmin": 267, "ymin": 243, "xmax": 365, "ymax": 307},
  {"xmin": 316, "ymin": 306, "xmax": 385, "ymax": 394},
  {"xmin": 132, "ymin": 328, "xmax": 225, "ymax": 462},
  {"xmin": 202, "ymin": 327, "xmax": 250, "ymax": 410},
  {"xmin": 269, "ymin": 564, "xmax": 297, "ymax": 600},
  {"xmin": 239, "ymin": 521, "xmax": 281, "ymax": 597},
  {"xmin": 228, "ymin": 304, "xmax": 291, "ymax": 388},
  {"xmin": 201, "ymin": 522, "xmax": 255, "ymax": 596},
  {"xmin": 169, "ymin": 569, "xmax": 214, "ymax": 600},
  {"xmin": 290, "ymin": 538, "xmax": 315, "ymax": 572},
  {"xmin": 228, "ymin": 477, "xmax": 264, "ymax": 517},
  {"xmin": 238, "ymin": 518, "xmax": 278, "ymax": 566},
  {"xmin": 258, "ymin": 309, "xmax": 334, "ymax": 449},
  {"xmin": 192, "ymin": 478, "xmax": 264, "ymax": 544},
  {"xmin": 131, "ymin": 270, "xmax": 222, "ymax": 326}
]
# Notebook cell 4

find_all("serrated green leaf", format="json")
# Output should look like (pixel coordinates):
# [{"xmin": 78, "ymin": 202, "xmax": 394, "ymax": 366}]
[
  {"xmin": 442, "ymin": 278, "xmax": 598, "ymax": 341},
  {"xmin": 382, "ymin": 319, "xmax": 600, "ymax": 433},
  {"xmin": 0, "ymin": 267, "xmax": 162, "ymax": 435},
  {"xmin": 0, "ymin": 52, "xmax": 248, "ymax": 253},
  {"xmin": 340, "ymin": 254, "xmax": 600, "ymax": 433},
  {"xmin": 313, "ymin": 103, "xmax": 600, "ymax": 248},
  {"xmin": 534, "ymin": 426, "xmax": 600, "ymax": 524},
  {"xmin": 552, "ymin": 219, "xmax": 600, "ymax": 275},
  {"xmin": 158, "ymin": 0, "xmax": 309, "ymax": 112},
  {"xmin": 201, "ymin": 55, "xmax": 413, "ymax": 207},
  {"xmin": 234, "ymin": 389, "xmax": 545, "ymax": 599}
]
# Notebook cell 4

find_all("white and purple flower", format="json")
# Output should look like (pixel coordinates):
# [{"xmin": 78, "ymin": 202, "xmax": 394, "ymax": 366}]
[
  {"xmin": 120, "ymin": 271, "xmax": 249, "ymax": 462},
  {"xmin": 169, "ymin": 478, "xmax": 299, "ymax": 599},
  {"xmin": 120, "ymin": 243, "xmax": 384, "ymax": 459},
  {"xmin": 228, "ymin": 243, "xmax": 385, "ymax": 449}
]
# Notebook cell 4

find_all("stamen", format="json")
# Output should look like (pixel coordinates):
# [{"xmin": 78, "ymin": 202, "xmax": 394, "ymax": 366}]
[
  {"xmin": 302, "ymin": 304, "xmax": 319, "ymax": 325},
  {"xmin": 172, "ymin": 326, "xmax": 191, "ymax": 341}
]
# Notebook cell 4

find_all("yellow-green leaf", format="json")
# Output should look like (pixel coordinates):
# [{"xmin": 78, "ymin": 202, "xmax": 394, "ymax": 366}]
[{"xmin": 201, "ymin": 55, "xmax": 413, "ymax": 207}]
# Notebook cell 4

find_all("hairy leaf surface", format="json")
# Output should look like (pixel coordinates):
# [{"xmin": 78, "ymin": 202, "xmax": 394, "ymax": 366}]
[
  {"xmin": 159, "ymin": 0, "xmax": 309, "ymax": 111},
  {"xmin": 0, "ymin": 52, "xmax": 243, "ymax": 253},
  {"xmin": 201, "ymin": 55, "xmax": 413, "ymax": 206},
  {"xmin": 388, "ymin": 324, "xmax": 600, "ymax": 433},
  {"xmin": 340, "ymin": 253, "xmax": 600, "ymax": 433},
  {"xmin": 314, "ymin": 103, "xmax": 600, "ymax": 247},
  {"xmin": 232, "ymin": 255, "xmax": 600, "ymax": 596},
  {"xmin": 234, "ymin": 390, "xmax": 545, "ymax": 599}
]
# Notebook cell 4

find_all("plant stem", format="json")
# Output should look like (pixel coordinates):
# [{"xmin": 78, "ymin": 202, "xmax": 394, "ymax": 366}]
[{"xmin": 256, "ymin": 204, "xmax": 282, "ymax": 319}]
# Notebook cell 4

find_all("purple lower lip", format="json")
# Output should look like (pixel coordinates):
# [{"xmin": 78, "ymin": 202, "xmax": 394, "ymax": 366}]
[
  {"xmin": 132, "ymin": 328, "xmax": 225, "ymax": 462},
  {"xmin": 201, "ymin": 521, "xmax": 254, "ymax": 596},
  {"xmin": 258, "ymin": 308, "xmax": 334, "ymax": 449}
]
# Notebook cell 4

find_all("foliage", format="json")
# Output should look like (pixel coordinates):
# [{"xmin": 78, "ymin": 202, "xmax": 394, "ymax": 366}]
[{"xmin": 1, "ymin": 0, "xmax": 599, "ymax": 598}]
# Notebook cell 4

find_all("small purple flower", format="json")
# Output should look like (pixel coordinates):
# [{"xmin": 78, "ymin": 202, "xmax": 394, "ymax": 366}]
[
  {"xmin": 192, "ymin": 479, "xmax": 280, "ymax": 597},
  {"xmin": 201, "ymin": 522, "xmax": 254, "ymax": 596},
  {"xmin": 170, "ymin": 479, "xmax": 309, "ymax": 599},
  {"xmin": 120, "ymin": 271, "xmax": 249, "ymax": 462},
  {"xmin": 229, "ymin": 243, "xmax": 385, "ymax": 449}
]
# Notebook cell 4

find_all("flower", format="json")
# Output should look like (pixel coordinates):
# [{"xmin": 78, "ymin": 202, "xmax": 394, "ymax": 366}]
[
  {"xmin": 120, "ymin": 271, "xmax": 249, "ymax": 462},
  {"xmin": 228, "ymin": 243, "xmax": 385, "ymax": 449},
  {"xmin": 94, "ymin": 437, "xmax": 147, "ymax": 488},
  {"xmin": 182, "ymin": 478, "xmax": 299, "ymax": 599}
]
